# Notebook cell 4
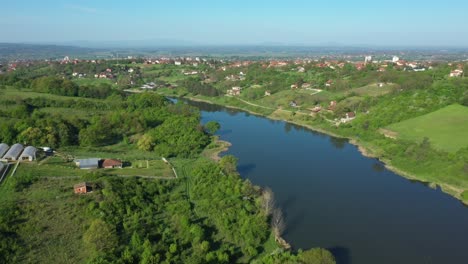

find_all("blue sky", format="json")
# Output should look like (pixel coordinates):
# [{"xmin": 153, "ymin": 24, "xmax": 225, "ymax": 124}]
[{"xmin": 1, "ymin": 0, "xmax": 468, "ymax": 46}]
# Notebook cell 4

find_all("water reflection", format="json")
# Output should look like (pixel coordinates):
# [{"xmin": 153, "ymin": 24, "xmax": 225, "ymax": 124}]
[
  {"xmin": 237, "ymin": 163, "xmax": 257, "ymax": 175},
  {"xmin": 217, "ymin": 129, "xmax": 233, "ymax": 136},
  {"xmin": 372, "ymin": 162, "xmax": 385, "ymax": 173},
  {"xmin": 330, "ymin": 137, "xmax": 348, "ymax": 149},
  {"xmin": 328, "ymin": 247, "xmax": 352, "ymax": 264}
]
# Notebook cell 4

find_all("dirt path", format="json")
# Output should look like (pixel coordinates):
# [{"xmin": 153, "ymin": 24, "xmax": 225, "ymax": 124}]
[{"xmin": 231, "ymin": 96, "xmax": 274, "ymax": 110}]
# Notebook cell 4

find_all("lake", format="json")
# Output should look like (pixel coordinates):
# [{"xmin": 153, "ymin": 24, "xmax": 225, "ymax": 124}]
[{"xmin": 189, "ymin": 100, "xmax": 468, "ymax": 264}]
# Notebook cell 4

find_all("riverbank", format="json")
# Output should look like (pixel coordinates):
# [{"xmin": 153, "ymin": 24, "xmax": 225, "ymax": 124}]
[
  {"xmin": 202, "ymin": 136, "xmax": 232, "ymax": 161},
  {"xmin": 181, "ymin": 94, "xmax": 467, "ymax": 205}
]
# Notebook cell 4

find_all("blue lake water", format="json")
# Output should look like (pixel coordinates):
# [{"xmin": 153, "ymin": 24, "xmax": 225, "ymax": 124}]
[{"xmin": 189, "ymin": 100, "xmax": 468, "ymax": 264}]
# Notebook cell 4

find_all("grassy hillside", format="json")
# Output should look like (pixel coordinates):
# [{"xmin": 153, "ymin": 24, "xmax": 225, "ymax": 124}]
[
  {"xmin": 386, "ymin": 104, "xmax": 468, "ymax": 153},
  {"xmin": 4, "ymin": 177, "xmax": 95, "ymax": 263},
  {"xmin": 348, "ymin": 83, "xmax": 397, "ymax": 97}
]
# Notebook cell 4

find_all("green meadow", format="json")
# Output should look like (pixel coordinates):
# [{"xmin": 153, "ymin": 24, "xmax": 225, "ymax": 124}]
[{"xmin": 386, "ymin": 104, "xmax": 468, "ymax": 153}]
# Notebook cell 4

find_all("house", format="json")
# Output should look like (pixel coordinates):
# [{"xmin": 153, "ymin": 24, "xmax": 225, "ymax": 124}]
[
  {"xmin": 75, "ymin": 158, "xmax": 101, "ymax": 169},
  {"xmin": 297, "ymin": 67, "xmax": 305, "ymax": 73},
  {"xmin": 450, "ymin": 69, "xmax": 463, "ymax": 77},
  {"xmin": 128, "ymin": 68, "xmax": 134, "ymax": 73},
  {"xmin": 227, "ymin": 87, "xmax": 242, "ymax": 96},
  {"xmin": 290, "ymin": 101, "xmax": 298, "ymax": 107},
  {"xmin": 20, "ymin": 146, "xmax": 37, "ymax": 161},
  {"xmin": 328, "ymin": 101, "xmax": 337, "ymax": 111},
  {"xmin": 291, "ymin": 84, "xmax": 298, "ymax": 89},
  {"xmin": 74, "ymin": 182, "xmax": 91, "ymax": 194},
  {"xmin": 325, "ymin": 80, "xmax": 333, "ymax": 87},
  {"xmin": 102, "ymin": 159, "xmax": 123, "ymax": 169},
  {"xmin": 174, "ymin": 61, "xmax": 182, "ymax": 66},
  {"xmin": 2, "ymin": 143, "xmax": 24, "ymax": 162},
  {"xmin": 355, "ymin": 62, "xmax": 365, "ymax": 71},
  {"xmin": 364, "ymin": 56, "xmax": 372, "ymax": 63},
  {"xmin": 265, "ymin": 90, "xmax": 271, "ymax": 96},
  {"xmin": 340, "ymin": 112, "xmax": 356, "ymax": 123},
  {"xmin": 311, "ymin": 106, "xmax": 322, "ymax": 113},
  {"xmin": 301, "ymin": 83, "xmax": 311, "ymax": 89},
  {"xmin": 0, "ymin": 143, "xmax": 9, "ymax": 158}
]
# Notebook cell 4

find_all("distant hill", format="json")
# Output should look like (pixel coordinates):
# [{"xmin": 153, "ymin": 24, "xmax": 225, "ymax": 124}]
[{"xmin": 0, "ymin": 43, "xmax": 105, "ymax": 60}]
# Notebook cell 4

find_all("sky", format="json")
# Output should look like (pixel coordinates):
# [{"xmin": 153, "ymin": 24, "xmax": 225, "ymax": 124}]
[{"xmin": 1, "ymin": 0, "xmax": 468, "ymax": 47}]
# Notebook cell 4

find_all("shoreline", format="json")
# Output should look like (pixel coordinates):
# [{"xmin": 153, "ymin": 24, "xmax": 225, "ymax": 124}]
[
  {"xmin": 205, "ymin": 136, "xmax": 232, "ymax": 162},
  {"xmin": 183, "ymin": 95, "xmax": 467, "ymax": 205}
]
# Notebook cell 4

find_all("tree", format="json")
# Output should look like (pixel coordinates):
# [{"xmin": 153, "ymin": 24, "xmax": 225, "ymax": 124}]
[
  {"xmin": 83, "ymin": 219, "xmax": 118, "ymax": 254},
  {"xmin": 204, "ymin": 121, "xmax": 221, "ymax": 135},
  {"xmin": 262, "ymin": 187, "xmax": 275, "ymax": 216},
  {"xmin": 137, "ymin": 134, "xmax": 155, "ymax": 151},
  {"xmin": 272, "ymin": 208, "xmax": 285, "ymax": 238},
  {"xmin": 219, "ymin": 155, "xmax": 238, "ymax": 174},
  {"xmin": 299, "ymin": 248, "xmax": 336, "ymax": 264}
]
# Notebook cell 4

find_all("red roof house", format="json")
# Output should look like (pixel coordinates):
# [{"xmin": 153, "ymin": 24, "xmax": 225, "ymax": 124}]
[{"xmin": 102, "ymin": 159, "xmax": 123, "ymax": 169}]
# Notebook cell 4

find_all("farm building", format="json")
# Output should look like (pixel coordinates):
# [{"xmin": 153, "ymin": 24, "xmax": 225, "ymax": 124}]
[
  {"xmin": 74, "ymin": 182, "xmax": 91, "ymax": 194},
  {"xmin": 20, "ymin": 146, "xmax": 37, "ymax": 161},
  {"xmin": 0, "ymin": 143, "xmax": 9, "ymax": 158},
  {"xmin": 75, "ymin": 158, "xmax": 101, "ymax": 169},
  {"xmin": 102, "ymin": 159, "xmax": 123, "ymax": 169},
  {"xmin": 2, "ymin": 143, "xmax": 24, "ymax": 161}
]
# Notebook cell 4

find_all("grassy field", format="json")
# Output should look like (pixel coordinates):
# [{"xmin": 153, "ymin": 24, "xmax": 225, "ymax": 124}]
[
  {"xmin": 103, "ymin": 159, "xmax": 174, "ymax": 177},
  {"xmin": 17, "ymin": 159, "xmax": 88, "ymax": 178},
  {"xmin": 0, "ymin": 176, "xmax": 95, "ymax": 263},
  {"xmin": 0, "ymin": 87, "xmax": 101, "ymax": 102},
  {"xmin": 348, "ymin": 83, "xmax": 396, "ymax": 97},
  {"xmin": 60, "ymin": 143, "xmax": 162, "ymax": 161},
  {"xmin": 386, "ymin": 104, "xmax": 468, "ymax": 153}
]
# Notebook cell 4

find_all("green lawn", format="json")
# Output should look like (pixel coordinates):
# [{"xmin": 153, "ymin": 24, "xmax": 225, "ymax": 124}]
[{"xmin": 386, "ymin": 104, "xmax": 468, "ymax": 153}]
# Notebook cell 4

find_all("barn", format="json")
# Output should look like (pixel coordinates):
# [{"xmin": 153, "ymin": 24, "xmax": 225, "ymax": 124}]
[
  {"xmin": 0, "ymin": 143, "xmax": 9, "ymax": 158},
  {"xmin": 2, "ymin": 143, "xmax": 24, "ymax": 161},
  {"xmin": 20, "ymin": 146, "xmax": 37, "ymax": 161}
]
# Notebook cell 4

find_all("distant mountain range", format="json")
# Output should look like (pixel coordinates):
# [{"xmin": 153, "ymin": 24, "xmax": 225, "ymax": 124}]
[
  {"xmin": 1, "ymin": 42, "xmax": 468, "ymax": 61},
  {"xmin": 0, "ymin": 43, "xmax": 102, "ymax": 60}
]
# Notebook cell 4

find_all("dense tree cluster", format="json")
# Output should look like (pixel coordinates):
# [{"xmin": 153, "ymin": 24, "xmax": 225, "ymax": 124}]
[
  {"xmin": 178, "ymin": 78, "xmax": 220, "ymax": 97},
  {"xmin": 0, "ymin": 92, "xmax": 211, "ymax": 159},
  {"xmin": 30, "ymin": 76, "xmax": 117, "ymax": 99}
]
